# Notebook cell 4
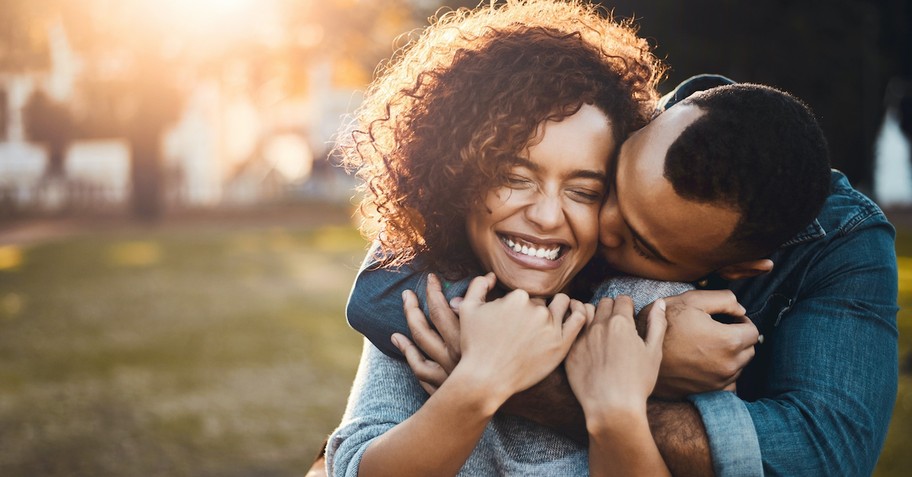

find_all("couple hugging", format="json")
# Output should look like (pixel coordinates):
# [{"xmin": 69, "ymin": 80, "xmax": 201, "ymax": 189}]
[{"xmin": 324, "ymin": 0, "xmax": 899, "ymax": 475}]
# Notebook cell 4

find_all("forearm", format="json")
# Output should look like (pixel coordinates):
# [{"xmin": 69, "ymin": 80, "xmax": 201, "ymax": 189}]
[
  {"xmin": 647, "ymin": 399, "xmax": 714, "ymax": 477},
  {"xmin": 346, "ymin": 245, "xmax": 427, "ymax": 359},
  {"xmin": 500, "ymin": 367, "xmax": 589, "ymax": 444},
  {"xmin": 502, "ymin": 374, "xmax": 714, "ymax": 475},
  {"xmin": 359, "ymin": 369, "xmax": 503, "ymax": 477},
  {"xmin": 588, "ymin": 409, "xmax": 671, "ymax": 477}
]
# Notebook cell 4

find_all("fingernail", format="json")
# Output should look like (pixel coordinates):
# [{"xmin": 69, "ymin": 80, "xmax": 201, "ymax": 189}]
[
  {"xmin": 402, "ymin": 290, "xmax": 412, "ymax": 304},
  {"xmin": 757, "ymin": 334, "xmax": 765, "ymax": 344},
  {"xmin": 428, "ymin": 273, "xmax": 438, "ymax": 287},
  {"xmin": 391, "ymin": 334, "xmax": 401, "ymax": 348},
  {"xmin": 656, "ymin": 299, "xmax": 666, "ymax": 312}
]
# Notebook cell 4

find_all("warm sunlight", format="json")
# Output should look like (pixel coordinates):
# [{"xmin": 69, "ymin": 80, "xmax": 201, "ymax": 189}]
[{"xmin": 129, "ymin": 0, "xmax": 273, "ymax": 47}]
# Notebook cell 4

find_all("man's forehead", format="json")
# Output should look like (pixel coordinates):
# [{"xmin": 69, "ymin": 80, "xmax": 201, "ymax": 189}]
[
  {"xmin": 615, "ymin": 104, "xmax": 739, "ymax": 264},
  {"xmin": 636, "ymin": 104, "xmax": 705, "ymax": 149}
]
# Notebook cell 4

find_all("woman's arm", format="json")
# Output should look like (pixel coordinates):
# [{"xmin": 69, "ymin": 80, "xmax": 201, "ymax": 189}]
[
  {"xmin": 334, "ymin": 274, "xmax": 586, "ymax": 477},
  {"xmin": 566, "ymin": 296, "xmax": 672, "ymax": 477}
]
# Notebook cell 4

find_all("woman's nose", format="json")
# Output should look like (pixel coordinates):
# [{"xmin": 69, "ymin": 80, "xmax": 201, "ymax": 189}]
[{"xmin": 525, "ymin": 195, "xmax": 563, "ymax": 231}]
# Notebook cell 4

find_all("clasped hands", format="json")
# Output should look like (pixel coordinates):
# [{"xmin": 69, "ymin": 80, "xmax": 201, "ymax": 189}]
[{"xmin": 392, "ymin": 273, "xmax": 760, "ymax": 412}]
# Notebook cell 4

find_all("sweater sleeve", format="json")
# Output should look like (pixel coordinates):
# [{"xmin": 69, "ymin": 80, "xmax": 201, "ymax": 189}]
[
  {"xmin": 591, "ymin": 275, "xmax": 694, "ymax": 314},
  {"xmin": 326, "ymin": 339, "xmax": 428, "ymax": 477}
]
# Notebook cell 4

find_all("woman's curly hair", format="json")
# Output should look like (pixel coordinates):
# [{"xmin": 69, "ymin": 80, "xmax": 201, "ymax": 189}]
[{"xmin": 341, "ymin": 0, "xmax": 664, "ymax": 278}]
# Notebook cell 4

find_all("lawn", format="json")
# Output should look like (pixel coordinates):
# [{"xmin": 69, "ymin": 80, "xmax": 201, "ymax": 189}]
[
  {"xmin": 0, "ymin": 208, "xmax": 908, "ymax": 476},
  {"xmin": 0, "ymin": 208, "xmax": 368, "ymax": 476}
]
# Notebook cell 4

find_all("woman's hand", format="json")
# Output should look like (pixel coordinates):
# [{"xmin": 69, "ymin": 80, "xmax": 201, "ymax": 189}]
[
  {"xmin": 399, "ymin": 273, "xmax": 586, "ymax": 406},
  {"xmin": 393, "ymin": 273, "xmax": 463, "ymax": 394},
  {"xmin": 566, "ymin": 296, "xmax": 667, "ymax": 428},
  {"xmin": 566, "ymin": 296, "xmax": 672, "ymax": 477}
]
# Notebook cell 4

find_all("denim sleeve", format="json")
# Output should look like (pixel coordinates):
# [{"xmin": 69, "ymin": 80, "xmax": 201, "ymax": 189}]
[
  {"xmin": 345, "ymin": 243, "xmax": 427, "ymax": 359},
  {"xmin": 691, "ymin": 223, "xmax": 899, "ymax": 477},
  {"xmin": 345, "ymin": 242, "xmax": 471, "ymax": 360}
]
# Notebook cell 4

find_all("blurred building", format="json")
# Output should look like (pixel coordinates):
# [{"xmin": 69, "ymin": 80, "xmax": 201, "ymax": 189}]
[
  {"xmin": 874, "ymin": 79, "xmax": 912, "ymax": 208},
  {"xmin": 0, "ymin": 17, "xmax": 357, "ymax": 216}
]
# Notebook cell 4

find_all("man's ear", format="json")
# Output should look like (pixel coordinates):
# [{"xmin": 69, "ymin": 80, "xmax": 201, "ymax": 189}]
[{"xmin": 716, "ymin": 259, "xmax": 774, "ymax": 281}]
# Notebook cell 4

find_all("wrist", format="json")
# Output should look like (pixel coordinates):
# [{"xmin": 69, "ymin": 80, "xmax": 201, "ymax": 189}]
[
  {"xmin": 584, "ymin": 401, "xmax": 648, "ymax": 438},
  {"xmin": 445, "ymin": 364, "xmax": 513, "ymax": 416}
]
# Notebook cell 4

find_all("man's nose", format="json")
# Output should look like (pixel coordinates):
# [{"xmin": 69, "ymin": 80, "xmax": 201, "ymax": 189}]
[{"xmin": 598, "ymin": 202, "xmax": 623, "ymax": 248}]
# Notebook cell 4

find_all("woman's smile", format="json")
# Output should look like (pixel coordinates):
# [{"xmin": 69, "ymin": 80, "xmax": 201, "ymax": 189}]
[{"xmin": 466, "ymin": 104, "xmax": 614, "ymax": 296}]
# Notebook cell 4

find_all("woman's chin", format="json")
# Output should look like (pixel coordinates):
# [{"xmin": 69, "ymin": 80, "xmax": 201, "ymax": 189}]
[{"xmin": 498, "ymin": 270, "xmax": 569, "ymax": 298}]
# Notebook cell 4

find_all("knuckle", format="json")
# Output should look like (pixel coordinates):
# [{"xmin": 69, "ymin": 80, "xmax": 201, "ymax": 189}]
[{"xmin": 511, "ymin": 289, "xmax": 530, "ymax": 301}]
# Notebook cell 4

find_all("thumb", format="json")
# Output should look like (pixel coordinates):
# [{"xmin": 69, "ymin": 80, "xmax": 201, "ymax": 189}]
[{"xmin": 461, "ymin": 272, "xmax": 496, "ymax": 310}]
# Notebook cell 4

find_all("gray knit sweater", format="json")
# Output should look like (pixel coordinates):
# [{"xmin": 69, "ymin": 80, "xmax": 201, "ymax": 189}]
[{"xmin": 326, "ymin": 276, "xmax": 693, "ymax": 476}]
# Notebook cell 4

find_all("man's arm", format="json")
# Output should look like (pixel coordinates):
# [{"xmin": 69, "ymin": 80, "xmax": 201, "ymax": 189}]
[
  {"xmin": 689, "ymin": 223, "xmax": 899, "ymax": 476},
  {"xmin": 347, "ymin": 243, "xmax": 475, "ymax": 359},
  {"xmin": 647, "ymin": 400, "xmax": 714, "ymax": 476}
]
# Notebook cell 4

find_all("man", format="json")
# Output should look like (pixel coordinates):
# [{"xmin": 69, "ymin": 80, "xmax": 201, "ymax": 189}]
[{"xmin": 344, "ymin": 79, "xmax": 899, "ymax": 475}]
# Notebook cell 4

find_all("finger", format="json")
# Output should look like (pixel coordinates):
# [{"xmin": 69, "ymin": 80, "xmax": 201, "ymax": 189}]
[
  {"xmin": 403, "ymin": 290, "xmax": 454, "ymax": 370},
  {"xmin": 645, "ymin": 299, "xmax": 668, "ymax": 352},
  {"xmin": 547, "ymin": 293, "xmax": 571, "ymax": 323},
  {"xmin": 449, "ymin": 296, "xmax": 463, "ymax": 313},
  {"xmin": 680, "ymin": 289, "xmax": 747, "ymax": 316},
  {"xmin": 393, "ymin": 333, "xmax": 449, "ymax": 386},
  {"xmin": 419, "ymin": 380, "xmax": 439, "ymax": 396},
  {"xmin": 567, "ymin": 299, "xmax": 586, "ymax": 323},
  {"xmin": 461, "ymin": 272, "xmax": 496, "ymax": 310},
  {"xmin": 560, "ymin": 304, "xmax": 587, "ymax": 352},
  {"xmin": 727, "ymin": 316, "xmax": 761, "ymax": 347},
  {"xmin": 426, "ymin": 274, "xmax": 461, "ymax": 352},
  {"xmin": 611, "ymin": 295, "xmax": 635, "ymax": 321},
  {"xmin": 593, "ymin": 297, "xmax": 615, "ymax": 322}
]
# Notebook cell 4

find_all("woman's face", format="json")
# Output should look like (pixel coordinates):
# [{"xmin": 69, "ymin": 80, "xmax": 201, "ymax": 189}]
[{"xmin": 466, "ymin": 104, "xmax": 615, "ymax": 297}]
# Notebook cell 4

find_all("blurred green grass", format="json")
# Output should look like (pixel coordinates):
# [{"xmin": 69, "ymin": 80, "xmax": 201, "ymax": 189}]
[
  {"xmin": 877, "ymin": 225, "xmax": 912, "ymax": 477},
  {"xmin": 0, "ymin": 215, "xmax": 908, "ymax": 476},
  {"xmin": 0, "ymin": 216, "xmax": 367, "ymax": 476}
]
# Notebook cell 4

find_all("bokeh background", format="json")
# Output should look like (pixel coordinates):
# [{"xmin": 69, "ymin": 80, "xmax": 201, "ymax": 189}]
[{"xmin": 0, "ymin": 0, "xmax": 909, "ymax": 475}]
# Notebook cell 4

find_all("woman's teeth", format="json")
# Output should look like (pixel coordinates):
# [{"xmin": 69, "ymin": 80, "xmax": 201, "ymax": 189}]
[{"xmin": 503, "ymin": 237, "xmax": 561, "ymax": 260}]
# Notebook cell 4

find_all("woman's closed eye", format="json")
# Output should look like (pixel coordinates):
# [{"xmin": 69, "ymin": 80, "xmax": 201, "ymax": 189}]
[
  {"xmin": 505, "ymin": 174, "xmax": 534, "ymax": 189},
  {"xmin": 567, "ymin": 187, "xmax": 604, "ymax": 203}
]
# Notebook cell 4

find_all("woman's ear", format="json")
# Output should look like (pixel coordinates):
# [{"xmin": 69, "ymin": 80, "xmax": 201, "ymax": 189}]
[{"xmin": 716, "ymin": 259, "xmax": 774, "ymax": 281}]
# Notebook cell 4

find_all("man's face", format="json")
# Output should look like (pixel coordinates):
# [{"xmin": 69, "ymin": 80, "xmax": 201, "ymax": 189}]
[{"xmin": 598, "ymin": 104, "xmax": 742, "ymax": 282}]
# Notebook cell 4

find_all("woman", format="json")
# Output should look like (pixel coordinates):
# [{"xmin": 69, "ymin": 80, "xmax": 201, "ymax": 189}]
[{"xmin": 328, "ymin": 1, "xmax": 676, "ymax": 475}]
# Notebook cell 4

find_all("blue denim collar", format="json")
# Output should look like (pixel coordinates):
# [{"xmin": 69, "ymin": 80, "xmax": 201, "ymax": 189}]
[{"xmin": 781, "ymin": 219, "xmax": 826, "ymax": 247}]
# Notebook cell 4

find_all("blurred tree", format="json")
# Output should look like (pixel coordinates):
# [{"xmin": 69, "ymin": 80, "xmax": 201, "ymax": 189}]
[
  {"xmin": 23, "ymin": 89, "xmax": 75, "ymax": 177},
  {"xmin": 601, "ymin": 0, "xmax": 912, "ymax": 189},
  {"xmin": 0, "ymin": 88, "xmax": 7, "ymax": 140}
]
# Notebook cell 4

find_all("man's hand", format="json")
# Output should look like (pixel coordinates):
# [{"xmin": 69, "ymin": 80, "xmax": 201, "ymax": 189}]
[{"xmin": 644, "ymin": 290, "xmax": 760, "ymax": 399}]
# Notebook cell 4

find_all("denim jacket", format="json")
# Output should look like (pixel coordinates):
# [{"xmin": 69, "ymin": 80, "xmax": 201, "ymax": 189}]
[{"xmin": 687, "ymin": 170, "xmax": 899, "ymax": 476}]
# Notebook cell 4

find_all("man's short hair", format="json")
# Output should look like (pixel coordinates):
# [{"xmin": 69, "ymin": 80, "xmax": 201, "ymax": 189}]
[{"xmin": 664, "ymin": 83, "xmax": 831, "ymax": 260}]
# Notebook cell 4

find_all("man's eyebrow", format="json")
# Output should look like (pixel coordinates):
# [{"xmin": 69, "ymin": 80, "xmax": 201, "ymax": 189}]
[
  {"xmin": 511, "ymin": 157, "xmax": 607, "ymax": 182},
  {"xmin": 628, "ymin": 223, "xmax": 674, "ymax": 264}
]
